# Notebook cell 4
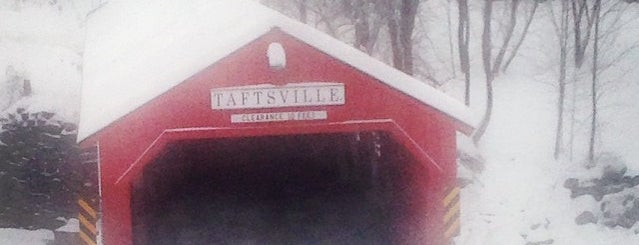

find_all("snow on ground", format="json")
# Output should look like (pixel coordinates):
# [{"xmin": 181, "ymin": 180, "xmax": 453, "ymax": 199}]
[
  {"xmin": 456, "ymin": 72, "xmax": 559, "ymax": 244},
  {"xmin": 457, "ymin": 70, "xmax": 639, "ymax": 244},
  {"xmin": 0, "ymin": 219, "xmax": 77, "ymax": 245},
  {"xmin": 55, "ymin": 218, "xmax": 79, "ymax": 233},
  {"xmin": 0, "ymin": 229, "xmax": 53, "ymax": 245}
]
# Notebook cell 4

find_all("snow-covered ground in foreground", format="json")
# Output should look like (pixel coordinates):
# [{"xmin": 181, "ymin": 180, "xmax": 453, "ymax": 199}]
[
  {"xmin": 0, "ymin": 229, "xmax": 52, "ymax": 245},
  {"xmin": 456, "ymin": 70, "xmax": 639, "ymax": 244},
  {"xmin": 0, "ymin": 219, "xmax": 77, "ymax": 245}
]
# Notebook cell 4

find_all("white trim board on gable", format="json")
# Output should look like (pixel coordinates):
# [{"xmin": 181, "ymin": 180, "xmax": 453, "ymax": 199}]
[{"xmin": 78, "ymin": 0, "xmax": 475, "ymax": 142}]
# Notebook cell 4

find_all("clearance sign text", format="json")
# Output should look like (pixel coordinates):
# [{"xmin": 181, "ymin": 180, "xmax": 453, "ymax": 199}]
[{"xmin": 231, "ymin": 111, "xmax": 327, "ymax": 123}]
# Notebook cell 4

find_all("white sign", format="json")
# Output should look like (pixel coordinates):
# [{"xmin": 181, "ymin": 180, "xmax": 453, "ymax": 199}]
[
  {"xmin": 211, "ymin": 83, "xmax": 345, "ymax": 110},
  {"xmin": 231, "ymin": 111, "xmax": 328, "ymax": 123}
]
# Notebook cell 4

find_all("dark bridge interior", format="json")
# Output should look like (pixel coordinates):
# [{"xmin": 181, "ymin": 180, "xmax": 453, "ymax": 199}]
[{"xmin": 131, "ymin": 131, "xmax": 420, "ymax": 245}]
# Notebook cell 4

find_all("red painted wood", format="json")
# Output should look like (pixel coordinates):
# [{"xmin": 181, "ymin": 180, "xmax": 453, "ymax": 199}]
[{"xmin": 85, "ymin": 29, "xmax": 459, "ymax": 245}]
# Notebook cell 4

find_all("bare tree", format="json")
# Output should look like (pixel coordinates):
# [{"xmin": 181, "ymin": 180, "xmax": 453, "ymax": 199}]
[
  {"xmin": 262, "ymin": 0, "xmax": 352, "ymax": 38},
  {"xmin": 563, "ymin": 0, "xmax": 597, "ymax": 160},
  {"xmin": 474, "ymin": 0, "xmax": 528, "ymax": 143},
  {"xmin": 491, "ymin": 0, "xmax": 520, "ymax": 75},
  {"xmin": 549, "ymin": 0, "xmax": 639, "ymax": 162},
  {"xmin": 501, "ymin": 1, "xmax": 539, "ymax": 72},
  {"xmin": 473, "ymin": 0, "xmax": 494, "ymax": 143},
  {"xmin": 548, "ymin": 0, "xmax": 571, "ymax": 159},
  {"xmin": 446, "ymin": 0, "xmax": 457, "ymax": 77},
  {"xmin": 571, "ymin": 0, "xmax": 598, "ymax": 69},
  {"xmin": 342, "ymin": 0, "xmax": 385, "ymax": 55},
  {"xmin": 556, "ymin": 1, "xmax": 570, "ymax": 160},
  {"xmin": 298, "ymin": 1, "xmax": 308, "ymax": 23},
  {"xmin": 385, "ymin": 0, "xmax": 420, "ymax": 75},
  {"xmin": 262, "ymin": 0, "xmax": 412, "ymax": 66},
  {"xmin": 588, "ymin": 0, "xmax": 602, "ymax": 162},
  {"xmin": 456, "ymin": 0, "xmax": 471, "ymax": 106}
]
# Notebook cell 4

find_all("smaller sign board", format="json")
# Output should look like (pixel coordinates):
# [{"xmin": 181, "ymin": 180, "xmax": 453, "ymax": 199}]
[{"xmin": 231, "ymin": 110, "xmax": 327, "ymax": 123}]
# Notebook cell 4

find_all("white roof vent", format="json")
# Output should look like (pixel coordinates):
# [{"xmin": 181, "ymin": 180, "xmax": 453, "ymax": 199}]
[{"xmin": 267, "ymin": 42, "xmax": 286, "ymax": 70}]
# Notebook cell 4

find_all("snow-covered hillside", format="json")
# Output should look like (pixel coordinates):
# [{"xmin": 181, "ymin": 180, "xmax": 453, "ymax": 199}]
[
  {"xmin": 446, "ymin": 1, "xmax": 639, "ymax": 243},
  {"xmin": 457, "ymin": 74, "xmax": 639, "ymax": 244},
  {"xmin": 0, "ymin": 0, "xmax": 92, "ymax": 122}
]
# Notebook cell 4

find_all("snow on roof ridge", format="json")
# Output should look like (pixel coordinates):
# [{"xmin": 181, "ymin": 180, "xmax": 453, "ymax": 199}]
[{"xmin": 78, "ymin": 0, "xmax": 475, "ymax": 142}]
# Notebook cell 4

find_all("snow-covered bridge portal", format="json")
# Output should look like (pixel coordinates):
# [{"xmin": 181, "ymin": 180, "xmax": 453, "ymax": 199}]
[{"xmin": 77, "ymin": 1, "xmax": 473, "ymax": 244}]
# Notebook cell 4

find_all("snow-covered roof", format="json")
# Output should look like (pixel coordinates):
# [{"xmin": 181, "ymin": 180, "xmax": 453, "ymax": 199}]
[{"xmin": 78, "ymin": 0, "xmax": 475, "ymax": 142}]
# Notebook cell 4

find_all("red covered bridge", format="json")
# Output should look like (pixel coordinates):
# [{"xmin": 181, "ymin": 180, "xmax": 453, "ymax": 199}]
[{"xmin": 77, "ymin": 1, "xmax": 474, "ymax": 244}]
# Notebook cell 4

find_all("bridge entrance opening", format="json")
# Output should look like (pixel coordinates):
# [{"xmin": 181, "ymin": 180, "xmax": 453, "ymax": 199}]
[{"xmin": 131, "ymin": 131, "xmax": 420, "ymax": 245}]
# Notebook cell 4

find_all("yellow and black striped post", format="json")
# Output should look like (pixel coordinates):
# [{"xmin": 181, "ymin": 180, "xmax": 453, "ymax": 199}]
[
  {"xmin": 442, "ymin": 186, "xmax": 461, "ymax": 241},
  {"xmin": 78, "ymin": 198, "xmax": 98, "ymax": 245},
  {"xmin": 77, "ymin": 145, "xmax": 100, "ymax": 245}
]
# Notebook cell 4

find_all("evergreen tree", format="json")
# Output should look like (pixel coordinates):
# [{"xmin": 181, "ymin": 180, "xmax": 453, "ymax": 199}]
[{"xmin": 0, "ymin": 108, "xmax": 81, "ymax": 230}]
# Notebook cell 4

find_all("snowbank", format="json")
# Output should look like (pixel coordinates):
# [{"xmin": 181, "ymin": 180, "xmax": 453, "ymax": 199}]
[
  {"xmin": 55, "ymin": 218, "xmax": 79, "ymax": 233},
  {"xmin": 0, "ymin": 229, "xmax": 53, "ymax": 245}
]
